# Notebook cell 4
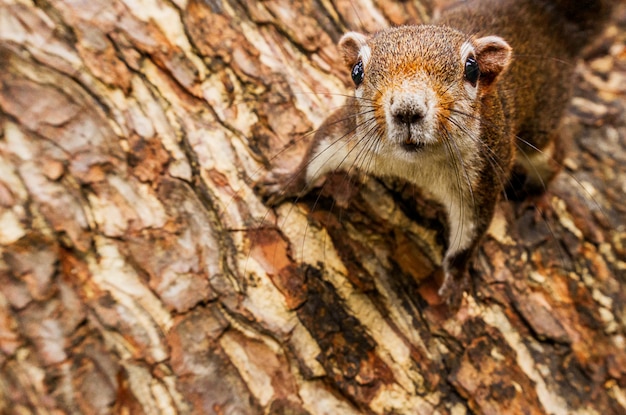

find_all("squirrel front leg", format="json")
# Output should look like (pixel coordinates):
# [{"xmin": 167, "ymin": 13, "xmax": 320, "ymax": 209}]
[
  {"xmin": 439, "ymin": 251, "xmax": 473, "ymax": 307},
  {"xmin": 256, "ymin": 102, "xmax": 358, "ymax": 205},
  {"xmin": 437, "ymin": 189, "xmax": 498, "ymax": 307}
]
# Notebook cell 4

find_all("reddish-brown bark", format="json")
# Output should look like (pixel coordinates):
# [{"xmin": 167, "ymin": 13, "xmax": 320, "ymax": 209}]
[{"xmin": 0, "ymin": 1, "xmax": 625, "ymax": 414}]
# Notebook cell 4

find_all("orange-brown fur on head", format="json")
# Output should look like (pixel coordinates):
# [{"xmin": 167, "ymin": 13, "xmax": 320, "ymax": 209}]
[{"xmin": 338, "ymin": 26, "xmax": 511, "ymax": 158}]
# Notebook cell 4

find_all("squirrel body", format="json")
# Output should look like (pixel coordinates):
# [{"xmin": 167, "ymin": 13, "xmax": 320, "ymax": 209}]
[{"xmin": 259, "ymin": 0, "xmax": 613, "ymax": 305}]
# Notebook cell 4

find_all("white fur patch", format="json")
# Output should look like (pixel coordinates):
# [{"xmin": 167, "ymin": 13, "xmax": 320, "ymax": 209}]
[
  {"xmin": 359, "ymin": 44, "xmax": 372, "ymax": 67},
  {"xmin": 446, "ymin": 197, "xmax": 476, "ymax": 256},
  {"xmin": 359, "ymin": 146, "xmax": 479, "ymax": 258},
  {"xmin": 460, "ymin": 40, "xmax": 474, "ymax": 62},
  {"xmin": 460, "ymin": 40, "xmax": 478, "ymax": 99}
]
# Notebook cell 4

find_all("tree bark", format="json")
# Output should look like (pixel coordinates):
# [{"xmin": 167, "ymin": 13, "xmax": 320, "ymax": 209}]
[{"xmin": 0, "ymin": 0, "xmax": 625, "ymax": 414}]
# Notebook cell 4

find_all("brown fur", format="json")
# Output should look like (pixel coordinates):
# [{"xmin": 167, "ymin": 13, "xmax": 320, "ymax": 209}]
[
  {"xmin": 438, "ymin": 0, "xmax": 613, "ymax": 188},
  {"xmin": 258, "ymin": 0, "xmax": 614, "ymax": 307}
]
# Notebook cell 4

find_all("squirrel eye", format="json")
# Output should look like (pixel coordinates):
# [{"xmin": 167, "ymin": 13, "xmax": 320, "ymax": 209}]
[
  {"xmin": 464, "ymin": 56, "xmax": 480, "ymax": 86},
  {"xmin": 351, "ymin": 60, "xmax": 365, "ymax": 86}
]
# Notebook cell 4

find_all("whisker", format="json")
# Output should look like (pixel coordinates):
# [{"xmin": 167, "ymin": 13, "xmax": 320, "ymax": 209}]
[
  {"xmin": 449, "ymin": 107, "xmax": 608, "ymax": 223},
  {"xmin": 292, "ymin": 91, "xmax": 379, "ymax": 104},
  {"xmin": 441, "ymin": 127, "xmax": 466, "ymax": 253},
  {"xmin": 445, "ymin": 115, "xmax": 510, "ymax": 197},
  {"xmin": 300, "ymin": 115, "xmax": 383, "ymax": 262}
]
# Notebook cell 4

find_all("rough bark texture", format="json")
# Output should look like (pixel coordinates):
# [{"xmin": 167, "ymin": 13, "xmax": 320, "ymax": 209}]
[{"xmin": 0, "ymin": 1, "xmax": 625, "ymax": 414}]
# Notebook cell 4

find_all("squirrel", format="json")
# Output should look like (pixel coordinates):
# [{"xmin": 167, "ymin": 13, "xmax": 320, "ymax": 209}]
[{"xmin": 257, "ymin": 0, "xmax": 614, "ymax": 306}]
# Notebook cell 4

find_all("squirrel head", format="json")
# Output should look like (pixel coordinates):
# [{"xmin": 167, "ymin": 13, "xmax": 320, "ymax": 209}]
[{"xmin": 337, "ymin": 25, "xmax": 512, "ymax": 160}]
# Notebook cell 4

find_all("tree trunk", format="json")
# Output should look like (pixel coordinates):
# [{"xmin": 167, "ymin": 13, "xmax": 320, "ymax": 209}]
[{"xmin": 0, "ymin": 1, "xmax": 625, "ymax": 414}]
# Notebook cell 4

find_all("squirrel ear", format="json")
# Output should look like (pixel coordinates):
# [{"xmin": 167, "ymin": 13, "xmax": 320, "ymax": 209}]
[
  {"xmin": 338, "ymin": 32, "xmax": 370, "ymax": 67},
  {"xmin": 474, "ymin": 36, "xmax": 512, "ymax": 87}
]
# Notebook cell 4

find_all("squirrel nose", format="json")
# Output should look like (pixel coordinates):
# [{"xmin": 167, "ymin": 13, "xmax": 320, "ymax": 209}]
[
  {"xmin": 394, "ymin": 109, "xmax": 425, "ymax": 125},
  {"xmin": 390, "ymin": 95, "xmax": 428, "ymax": 126}
]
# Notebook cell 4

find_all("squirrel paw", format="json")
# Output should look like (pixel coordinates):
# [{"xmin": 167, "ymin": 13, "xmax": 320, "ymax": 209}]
[{"xmin": 254, "ymin": 170, "xmax": 301, "ymax": 206}]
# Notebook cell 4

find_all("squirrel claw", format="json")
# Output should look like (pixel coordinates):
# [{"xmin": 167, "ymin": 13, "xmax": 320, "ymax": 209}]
[
  {"xmin": 254, "ymin": 170, "xmax": 298, "ymax": 206},
  {"xmin": 438, "ymin": 271, "xmax": 469, "ymax": 310}
]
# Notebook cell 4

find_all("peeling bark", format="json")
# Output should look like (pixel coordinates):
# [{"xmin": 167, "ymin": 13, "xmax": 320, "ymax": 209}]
[{"xmin": 0, "ymin": 1, "xmax": 625, "ymax": 414}]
